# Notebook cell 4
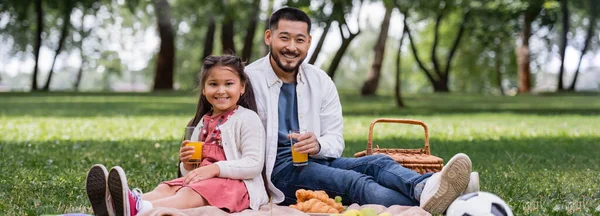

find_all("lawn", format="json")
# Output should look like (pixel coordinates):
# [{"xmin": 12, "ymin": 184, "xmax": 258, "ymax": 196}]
[{"xmin": 1, "ymin": 91, "xmax": 599, "ymax": 215}]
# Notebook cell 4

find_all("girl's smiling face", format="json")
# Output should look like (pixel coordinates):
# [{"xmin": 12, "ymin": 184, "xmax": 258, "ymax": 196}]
[{"xmin": 202, "ymin": 65, "xmax": 245, "ymax": 116}]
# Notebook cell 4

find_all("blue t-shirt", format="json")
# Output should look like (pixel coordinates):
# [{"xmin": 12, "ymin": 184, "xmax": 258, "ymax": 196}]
[{"xmin": 277, "ymin": 82, "xmax": 299, "ymax": 149}]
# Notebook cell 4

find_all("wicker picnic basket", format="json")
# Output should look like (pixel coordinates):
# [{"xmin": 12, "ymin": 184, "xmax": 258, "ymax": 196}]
[{"xmin": 353, "ymin": 118, "xmax": 444, "ymax": 174}]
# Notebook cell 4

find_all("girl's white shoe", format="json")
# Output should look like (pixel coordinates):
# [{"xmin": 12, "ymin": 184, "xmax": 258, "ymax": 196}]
[{"xmin": 463, "ymin": 172, "xmax": 480, "ymax": 195}]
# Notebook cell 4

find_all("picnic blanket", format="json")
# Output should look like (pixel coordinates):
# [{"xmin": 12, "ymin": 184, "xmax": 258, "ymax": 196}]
[{"xmin": 138, "ymin": 203, "xmax": 430, "ymax": 216}]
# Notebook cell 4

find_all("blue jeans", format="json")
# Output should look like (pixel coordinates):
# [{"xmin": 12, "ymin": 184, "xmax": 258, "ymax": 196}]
[{"xmin": 271, "ymin": 147, "xmax": 432, "ymax": 206}]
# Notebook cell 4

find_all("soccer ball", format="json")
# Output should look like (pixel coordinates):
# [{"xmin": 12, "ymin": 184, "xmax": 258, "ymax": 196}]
[{"xmin": 446, "ymin": 191, "xmax": 513, "ymax": 216}]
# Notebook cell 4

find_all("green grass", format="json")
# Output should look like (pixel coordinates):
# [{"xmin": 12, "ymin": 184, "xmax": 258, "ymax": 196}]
[{"xmin": 1, "ymin": 91, "xmax": 599, "ymax": 215}]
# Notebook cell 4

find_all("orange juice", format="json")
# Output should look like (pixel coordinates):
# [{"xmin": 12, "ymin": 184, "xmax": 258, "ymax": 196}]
[
  {"xmin": 291, "ymin": 145, "xmax": 308, "ymax": 166},
  {"xmin": 185, "ymin": 141, "xmax": 203, "ymax": 163}
]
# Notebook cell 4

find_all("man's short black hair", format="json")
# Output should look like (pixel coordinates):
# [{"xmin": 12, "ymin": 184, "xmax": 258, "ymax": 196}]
[{"xmin": 269, "ymin": 7, "xmax": 312, "ymax": 33}]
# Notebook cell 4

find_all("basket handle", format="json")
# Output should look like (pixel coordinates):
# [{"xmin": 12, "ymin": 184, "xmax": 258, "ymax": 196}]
[{"xmin": 367, "ymin": 118, "xmax": 430, "ymax": 155}]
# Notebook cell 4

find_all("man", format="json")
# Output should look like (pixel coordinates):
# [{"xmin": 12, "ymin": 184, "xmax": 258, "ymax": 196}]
[{"xmin": 245, "ymin": 7, "xmax": 478, "ymax": 214}]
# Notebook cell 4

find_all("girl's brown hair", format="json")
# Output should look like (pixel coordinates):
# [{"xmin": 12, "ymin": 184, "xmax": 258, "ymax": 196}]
[{"xmin": 187, "ymin": 55, "xmax": 257, "ymax": 127}]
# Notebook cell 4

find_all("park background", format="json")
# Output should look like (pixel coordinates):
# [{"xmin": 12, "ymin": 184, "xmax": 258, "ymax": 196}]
[{"xmin": 1, "ymin": 0, "xmax": 599, "ymax": 215}]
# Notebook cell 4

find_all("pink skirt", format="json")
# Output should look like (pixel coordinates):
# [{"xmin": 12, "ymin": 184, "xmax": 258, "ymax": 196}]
[{"xmin": 162, "ymin": 144, "xmax": 250, "ymax": 213}]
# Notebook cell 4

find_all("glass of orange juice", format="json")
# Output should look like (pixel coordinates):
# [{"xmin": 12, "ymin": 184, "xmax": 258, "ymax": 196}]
[
  {"xmin": 184, "ymin": 126, "xmax": 203, "ymax": 163},
  {"xmin": 289, "ymin": 129, "xmax": 308, "ymax": 166}
]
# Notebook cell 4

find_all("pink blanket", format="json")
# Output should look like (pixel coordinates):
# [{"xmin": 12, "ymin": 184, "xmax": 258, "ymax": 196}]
[{"xmin": 139, "ymin": 204, "xmax": 430, "ymax": 216}]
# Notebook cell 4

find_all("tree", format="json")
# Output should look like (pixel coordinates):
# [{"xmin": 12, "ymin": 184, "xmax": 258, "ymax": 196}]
[
  {"xmin": 404, "ymin": 0, "xmax": 470, "ymax": 92},
  {"xmin": 515, "ymin": 0, "xmax": 558, "ymax": 93},
  {"xmin": 326, "ymin": 0, "xmax": 363, "ymax": 80},
  {"xmin": 309, "ymin": 18, "xmax": 332, "ymax": 64},
  {"xmin": 569, "ymin": 0, "xmax": 599, "ymax": 91},
  {"xmin": 261, "ymin": 0, "xmax": 274, "ymax": 57},
  {"xmin": 395, "ymin": 16, "xmax": 407, "ymax": 107},
  {"xmin": 220, "ymin": 0, "xmax": 236, "ymax": 55},
  {"xmin": 457, "ymin": 0, "xmax": 522, "ymax": 95},
  {"xmin": 241, "ymin": 0, "xmax": 260, "ymax": 61},
  {"xmin": 556, "ymin": 0, "xmax": 569, "ymax": 91},
  {"xmin": 360, "ymin": 1, "xmax": 393, "ymax": 95},
  {"xmin": 74, "ymin": 1, "xmax": 103, "ymax": 91},
  {"xmin": 32, "ymin": 0, "xmax": 44, "ymax": 91},
  {"xmin": 304, "ymin": 0, "xmax": 337, "ymax": 64},
  {"xmin": 42, "ymin": 0, "xmax": 75, "ymax": 91},
  {"xmin": 202, "ymin": 16, "xmax": 216, "ymax": 62},
  {"xmin": 153, "ymin": 0, "xmax": 175, "ymax": 90}
]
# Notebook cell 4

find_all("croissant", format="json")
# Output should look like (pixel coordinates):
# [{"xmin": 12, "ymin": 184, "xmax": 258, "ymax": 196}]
[
  {"xmin": 296, "ymin": 189, "xmax": 329, "ymax": 202},
  {"xmin": 295, "ymin": 189, "xmax": 344, "ymax": 212},
  {"xmin": 289, "ymin": 198, "xmax": 340, "ymax": 213}
]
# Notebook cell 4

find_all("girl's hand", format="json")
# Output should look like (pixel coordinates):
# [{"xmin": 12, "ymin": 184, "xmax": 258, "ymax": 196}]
[
  {"xmin": 184, "ymin": 164, "xmax": 220, "ymax": 184},
  {"xmin": 179, "ymin": 140, "xmax": 195, "ymax": 165}
]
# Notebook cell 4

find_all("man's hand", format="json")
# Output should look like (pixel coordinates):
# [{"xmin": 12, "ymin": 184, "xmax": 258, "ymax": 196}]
[
  {"xmin": 184, "ymin": 164, "xmax": 220, "ymax": 184},
  {"xmin": 290, "ymin": 132, "xmax": 321, "ymax": 155}
]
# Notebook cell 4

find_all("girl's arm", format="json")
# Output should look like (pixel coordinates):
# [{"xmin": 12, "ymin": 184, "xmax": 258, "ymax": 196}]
[{"xmin": 214, "ymin": 112, "xmax": 265, "ymax": 180}]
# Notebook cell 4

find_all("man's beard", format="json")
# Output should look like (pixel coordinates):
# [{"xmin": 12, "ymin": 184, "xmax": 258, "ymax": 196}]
[{"xmin": 270, "ymin": 46, "xmax": 305, "ymax": 73}]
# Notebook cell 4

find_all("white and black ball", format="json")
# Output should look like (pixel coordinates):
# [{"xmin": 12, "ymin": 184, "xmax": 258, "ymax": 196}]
[{"xmin": 446, "ymin": 191, "xmax": 513, "ymax": 216}]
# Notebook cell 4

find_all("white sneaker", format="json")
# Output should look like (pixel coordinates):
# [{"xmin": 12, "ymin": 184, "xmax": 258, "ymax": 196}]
[
  {"xmin": 463, "ymin": 172, "xmax": 480, "ymax": 195},
  {"xmin": 420, "ymin": 153, "xmax": 472, "ymax": 214},
  {"xmin": 85, "ymin": 164, "xmax": 115, "ymax": 216}
]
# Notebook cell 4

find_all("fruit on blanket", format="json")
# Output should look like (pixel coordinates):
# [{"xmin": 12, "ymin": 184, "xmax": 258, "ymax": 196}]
[
  {"xmin": 378, "ymin": 212, "xmax": 392, "ymax": 216},
  {"xmin": 342, "ymin": 209, "xmax": 363, "ymax": 216},
  {"xmin": 360, "ymin": 208, "xmax": 377, "ymax": 216},
  {"xmin": 335, "ymin": 196, "xmax": 342, "ymax": 204}
]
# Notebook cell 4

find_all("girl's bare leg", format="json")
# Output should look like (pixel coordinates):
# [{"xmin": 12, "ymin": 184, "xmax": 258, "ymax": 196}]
[
  {"xmin": 151, "ymin": 187, "xmax": 208, "ymax": 209},
  {"xmin": 142, "ymin": 183, "xmax": 181, "ymax": 201}
]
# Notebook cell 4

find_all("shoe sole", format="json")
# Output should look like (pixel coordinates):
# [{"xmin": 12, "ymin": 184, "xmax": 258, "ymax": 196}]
[
  {"xmin": 422, "ymin": 153, "xmax": 471, "ymax": 214},
  {"xmin": 86, "ymin": 164, "xmax": 109, "ymax": 216},
  {"xmin": 108, "ymin": 166, "xmax": 130, "ymax": 216}
]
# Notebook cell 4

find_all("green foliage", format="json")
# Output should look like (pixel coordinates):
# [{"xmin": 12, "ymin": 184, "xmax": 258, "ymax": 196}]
[
  {"xmin": 1, "ymin": 0, "xmax": 598, "ymax": 93},
  {"xmin": 1, "ymin": 91, "xmax": 599, "ymax": 215}
]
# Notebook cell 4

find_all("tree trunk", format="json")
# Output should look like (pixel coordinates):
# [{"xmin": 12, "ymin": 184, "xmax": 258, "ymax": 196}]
[
  {"xmin": 74, "ymin": 10, "xmax": 90, "ymax": 91},
  {"xmin": 569, "ymin": 0, "xmax": 597, "ymax": 91},
  {"xmin": 74, "ymin": 46, "xmax": 85, "ymax": 90},
  {"xmin": 153, "ymin": 0, "xmax": 175, "ymax": 90},
  {"xmin": 327, "ymin": 35, "xmax": 353, "ymax": 79},
  {"xmin": 433, "ymin": 76, "xmax": 450, "ymax": 92},
  {"xmin": 395, "ymin": 26, "xmax": 406, "ymax": 107},
  {"xmin": 495, "ymin": 47, "xmax": 505, "ymax": 95},
  {"xmin": 557, "ymin": 0, "xmax": 569, "ymax": 91},
  {"xmin": 221, "ymin": 19, "xmax": 236, "ymax": 55},
  {"xmin": 405, "ymin": 17, "xmax": 438, "ymax": 90},
  {"xmin": 327, "ymin": 22, "xmax": 360, "ymax": 79},
  {"xmin": 309, "ymin": 19, "xmax": 332, "ymax": 64},
  {"xmin": 43, "ymin": 5, "xmax": 73, "ymax": 91},
  {"xmin": 516, "ymin": 12, "xmax": 534, "ymax": 93},
  {"xmin": 31, "ymin": 0, "xmax": 43, "ymax": 91},
  {"xmin": 431, "ymin": 5, "xmax": 446, "ymax": 76},
  {"xmin": 242, "ymin": 0, "xmax": 260, "ymax": 62},
  {"xmin": 262, "ymin": 0, "xmax": 274, "ymax": 56},
  {"xmin": 201, "ymin": 16, "xmax": 216, "ymax": 62},
  {"xmin": 361, "ymin": 4, "xmax": 393, "ymax": 95},
  {"xmin": 443, "ymin": 11, "xmax": 470, "ymax": 79}
]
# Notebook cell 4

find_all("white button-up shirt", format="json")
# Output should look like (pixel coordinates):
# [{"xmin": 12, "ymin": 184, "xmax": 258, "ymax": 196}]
[{"xmin": 245, "ymin": 55, "xmax": 345, "ymax": 204}]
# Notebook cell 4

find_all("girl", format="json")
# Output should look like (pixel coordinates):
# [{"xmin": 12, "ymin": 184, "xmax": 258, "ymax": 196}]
[{"xmin": 85, "ymin": 55, "xmax": 269, "ymax": 216}]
